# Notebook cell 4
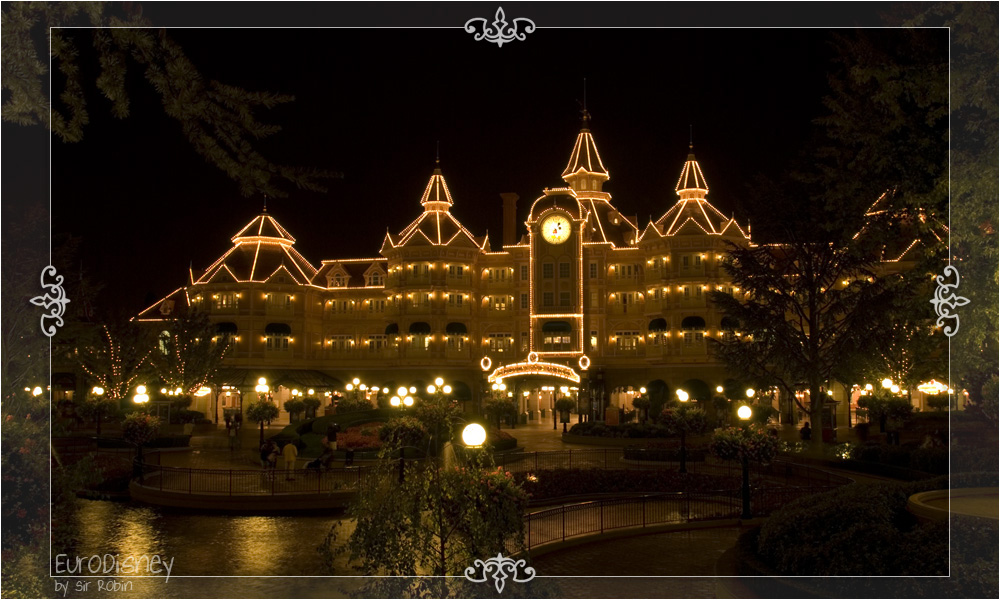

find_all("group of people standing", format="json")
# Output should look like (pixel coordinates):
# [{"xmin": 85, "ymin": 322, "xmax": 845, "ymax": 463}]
[
  {"xmin": 258, "ymin": 439, "xmax": 299, "ymax": 480},
  {"xmin": 225, "ymin": 413, "xmax": 242, "ymax": 450}
]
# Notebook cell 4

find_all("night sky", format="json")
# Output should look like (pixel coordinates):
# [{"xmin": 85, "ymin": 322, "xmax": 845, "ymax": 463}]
[{"xmin": 29, "ymin": 4, "xmax": 909, "ymax": 313}]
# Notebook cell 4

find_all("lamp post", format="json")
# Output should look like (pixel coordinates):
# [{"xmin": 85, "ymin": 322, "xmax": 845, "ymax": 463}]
[
  {"xmin": 738, "ymin": 404, "xmax": 752, "ymax": 520},
  {"xmin": 675, "ymin": 389, "xmax": 690, "ymax": 473}
]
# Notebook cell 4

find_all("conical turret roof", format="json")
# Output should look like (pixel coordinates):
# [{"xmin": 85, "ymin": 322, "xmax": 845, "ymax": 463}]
[
  {"xmin": 193, "ymin": 212, "xmax": 318, "ymax": 284},
  {"xmin": 561, "ymin": 113, "xmax": 609, "ymax": 181},
  {"xmin": 385, "ymin": 165, "xmax": 486, "ymax": 250},
  {"xmin": 651, "ymin": 147, "xmax": 748, "ymax": 238}
]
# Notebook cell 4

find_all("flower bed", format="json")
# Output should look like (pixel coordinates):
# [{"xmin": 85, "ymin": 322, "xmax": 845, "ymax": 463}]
[{"xmin": 336, "ymin": 422, "xmax": 384, "ymax": 450}]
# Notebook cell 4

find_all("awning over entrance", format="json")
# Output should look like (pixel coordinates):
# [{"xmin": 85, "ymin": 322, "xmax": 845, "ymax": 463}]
[
  {"xmin": 408, "ymin": 322, "xmax": 431, "ymax": 334},
  {"xmin": 542, "ymin": 320, "xmax": 572, "ymax": 332},
  {"xmin": 681, "ymin": 316, "xmax": 706, "ymax": 330},
  {"xmin": 211, "ymin": 368, "xmax": 341, "ymax": 390},
  {"xmin": 385, "ymin": 323, "xmax": 399, "ymax": 335},
  {"xmin": 265, "ymin": 322, "xmax": 292, "ymax": 334},
  {"xmin": 648, "ymin": 318, "xmax": 667, "ymax": 332},
  {"xmin": 487, "ymin": 361, "xmax": 580, "ymax": 384},
  {"xmin": 445, "ymin": 322, "xmax": 468, "ymax": 334},
  {"xmin": 216, "ymin": 322, "xmax": 238, "ymax": 333}
]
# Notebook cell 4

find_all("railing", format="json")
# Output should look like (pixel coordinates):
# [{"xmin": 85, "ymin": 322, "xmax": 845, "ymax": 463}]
[
  {"xmin": 134, "ymin": 448, "xmax": 850, "ymax": 497},
  {"xmin": 522, "ymin": 483, "xmax": 843, "ymax": 551},
  {"xmin": 137, "ymin": 460, "xmax": 372, "ymax": 496}
]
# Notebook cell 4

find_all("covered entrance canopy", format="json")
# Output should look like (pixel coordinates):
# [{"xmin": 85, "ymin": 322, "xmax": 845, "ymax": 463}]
[
  {"xmin": 212, "ymin": 368, "xmax": 342, "ymax": 390},
  {"xmin": 487, "ymin": 361, "xmax": 580, "ymax": 384}
]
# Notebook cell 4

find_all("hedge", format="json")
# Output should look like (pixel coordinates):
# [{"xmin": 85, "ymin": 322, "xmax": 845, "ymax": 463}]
[{"xmin": 752, "ymin": 471, "xmax": 998, "ymax": 592}]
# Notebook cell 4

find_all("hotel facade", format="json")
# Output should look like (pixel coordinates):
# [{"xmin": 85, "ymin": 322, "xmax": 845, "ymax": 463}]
[{"xmin": 135, "ymin": 116, "xmax": 924, "ymax": 427}]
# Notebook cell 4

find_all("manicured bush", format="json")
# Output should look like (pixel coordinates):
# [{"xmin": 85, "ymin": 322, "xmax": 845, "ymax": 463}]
[
  {"xmin": 379, "ymin": 417, "xmax": 429, "ymax": 450},
  {"xmin": 748, "ymin": 473, "xmax": 998, "ymax": 597},
  {"xmin": 566, "ymin": 421, "xmax": 672, "ymax": 439},
  {"xmin": 336, "ymin": 395, "xmax": 374, "ymax": 414},
  {"xmin": 513, "ymin": 468, "xmax": 737, "ymax": 501}
]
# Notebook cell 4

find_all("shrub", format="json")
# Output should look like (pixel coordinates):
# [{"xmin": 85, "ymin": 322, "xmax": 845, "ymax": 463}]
[
  {"xmin": 554, "ymin": 398, "xmax": 576, "ymax": 413},
  {"xmin": 121, "ymin": 412, "xmax": 162, "ymax": 449},
  {"xmin": 337, "ymin": 395, "xmax": 374, "ymax": 414},
  {"xmin": 710, "ymin": 425, "xmax": 779, "ymax": 464},
  {"xmin": 283, "ymin": 399, "xmax": 305, "ymax": 417},
  {"xmin": 513, "ymin": 468, "xmax": 736, "ymax": 500},
  {"xmin": 379, "ymin": 417, "xmax": 428, "ymax": 449}
]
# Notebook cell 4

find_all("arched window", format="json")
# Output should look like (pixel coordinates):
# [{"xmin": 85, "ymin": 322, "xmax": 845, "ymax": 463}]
[{"xmin": 265, "ymin": 323, "xmax": 291, "ymax": 351}]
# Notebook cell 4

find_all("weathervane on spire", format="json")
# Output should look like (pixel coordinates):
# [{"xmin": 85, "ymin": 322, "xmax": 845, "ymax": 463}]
[
  {"xmin": 689, "ymin": 124, "xmax": 693, "ymax": 150},
  {"xmin": 262, "ymin": 194, "xmax": 268, "ymax": 213},
  {"xmin": 581, "ymin": 78, "xmax": 591, "ymax": 126}
]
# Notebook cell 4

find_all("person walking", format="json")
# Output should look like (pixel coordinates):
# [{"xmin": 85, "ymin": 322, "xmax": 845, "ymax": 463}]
[
  {"xmin": 282, "ymin": 441, "xmax": 298, "ymax": 480},
  {"xmin": 228, "ymin": 424, "xmax": 238, "ymax": 451}
]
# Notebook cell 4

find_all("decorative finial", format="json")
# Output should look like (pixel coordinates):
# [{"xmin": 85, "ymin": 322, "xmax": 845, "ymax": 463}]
[
  {"xmin": 689, "ymin": 124, "xmax": 693, "ymax": 150},
  {"xmin": 262, "ymin": 194, "xmax": 268, "ymax": 213},
  {"xmin": 581, "ymin": 78, "xmax": 591, "ymax": 128},
  {"xmin": 436, "ymin": 140, "xmax": 440, "ymax": 166}
]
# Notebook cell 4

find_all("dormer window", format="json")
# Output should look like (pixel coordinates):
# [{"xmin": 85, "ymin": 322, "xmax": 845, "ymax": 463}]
[
  {"xmin": 365, "ymin": 269, "xmax": 385, "ymax": 287},
  {"xmin": 329, "ymin": 271, "xmax": 348, "ymax": 288}
]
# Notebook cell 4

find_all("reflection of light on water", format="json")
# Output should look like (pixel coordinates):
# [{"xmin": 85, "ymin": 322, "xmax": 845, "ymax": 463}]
[
  {"xmin": 229, "ymin": 516, "xmax": 282, "ymax": 574},
  {"xmin": 66, "ymin": 501, "xmax": 360, "ymax": 598}
]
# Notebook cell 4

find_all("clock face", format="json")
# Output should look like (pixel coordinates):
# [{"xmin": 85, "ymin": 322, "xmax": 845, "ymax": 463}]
[{"xmin": 541, "ymin": 215, "xmax": 571, "ymax": 245}]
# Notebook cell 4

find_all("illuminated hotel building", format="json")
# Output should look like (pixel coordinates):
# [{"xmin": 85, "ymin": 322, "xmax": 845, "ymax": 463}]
[{"xmin": 137, "ymin": 115, "xmax": 925, "ymax": 425}]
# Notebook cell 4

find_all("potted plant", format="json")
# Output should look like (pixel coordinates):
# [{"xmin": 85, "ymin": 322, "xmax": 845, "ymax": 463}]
[{"xmin": 555, "ymin": 398, "xmax": 576, "ymax": 432}]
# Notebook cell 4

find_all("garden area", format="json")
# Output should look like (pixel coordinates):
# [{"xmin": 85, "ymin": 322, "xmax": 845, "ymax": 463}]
[{"xmin": 734, "ymin": 471, "xmax": 999, "ymax": 598}]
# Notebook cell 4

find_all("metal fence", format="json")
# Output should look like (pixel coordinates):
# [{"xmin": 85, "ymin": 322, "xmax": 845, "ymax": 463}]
[
  {"xmin": 137, "ymin": 459, "xmax": 372, "ymax": 496},
  {"xmin": 522, "ymin": 483, "xmax": 841, "ymax": 551},
  {"xmin": 496, "ymin": 448, "xmax": 852, "ymax": 487},
  {"xmin": 134, "ymin": 448, "xmax": 849, "ymax": 498}
]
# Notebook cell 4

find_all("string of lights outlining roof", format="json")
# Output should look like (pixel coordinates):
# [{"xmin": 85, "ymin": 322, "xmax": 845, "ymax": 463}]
[{"xmin": 385, "ymin": 164, "xmax": 487, "ymax": 250}]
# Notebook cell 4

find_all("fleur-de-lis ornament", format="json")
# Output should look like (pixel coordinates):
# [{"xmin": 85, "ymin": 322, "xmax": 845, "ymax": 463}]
[{"xmin": 465, "ymin": 7, "xmax": 536, "ymax": 48}]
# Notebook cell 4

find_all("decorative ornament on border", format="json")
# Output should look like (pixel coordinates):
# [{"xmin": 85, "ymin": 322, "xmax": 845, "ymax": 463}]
[
  {"xmin": 464, "ymin": 7, "xmax": 536, "ymax": 47},
  {"xmin": 929, "ymin": 265, "xmax": 969, "ymax": 337},
  {"xmin": 464, "ymin": 553, "xmax": 536, "ymax": 593},
  {"xmin": 526, "ymin": 351, "xmax": 539, "ymax": 364},
  {"xmin": 29, "ymin": 266, "xmax": 71, "ymax": 337}
]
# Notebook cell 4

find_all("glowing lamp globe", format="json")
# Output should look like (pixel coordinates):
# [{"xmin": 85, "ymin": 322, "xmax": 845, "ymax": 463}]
[
  {"xmin": 409, "ymin": 386, "xmax": 416, "ymax": 394},
  {"xmin": 716, "ymin": 386, "xmax": 724, "ymax": 393},
  {"xmin": 435, "ymin": 377, "xmax": 444, "ymax": 387},
  {"xmin": 390, "ymin": 396, "xmax": 401, "ymax": 407},
  {"xmin": 443, "ymin": 385, "xmax": 452, "ymax": 394},
  {"xmin": 462, "ymin": 423, "xmax": 487, "ymax": 448},
  {"xmin": 881, "ymin": 378, "xmax": 893, "ymax": 389},
  {"xmin": 397, "ymin": 387, "xmax": 408, "ymax": 397},
  {"xmin": 352, "ymin": 378, "xmax": 360, "ymax": 385},
  {"xmin": 676, "ymin": 389, "xmax": 689, "ymax": 402},
  {"xmin": 890, "ymin": 385, "xmax": 900, "ymax": 394},
  {"xmin": 745, "ymin": 388, "xmax": 755, "ymax": 398},
  {"xmin": 136, "ymin": 385, "xmax": 147, "ymax": 395},
  {"xmin": 737, "ymin": 405, "xmax": 752, "ymax": 420},
  {"xmin": 427, "ymin": 385, "xmax": 437, "ymax": 394},
  {"xmin": 32, "ymin": 386, "xmax": 43, "ymax": 397},
  {"xmin": 160, "ymin": 388, "xmax": 168, "ymax": 394},
  {"xmin": 403, "ymin": 396, "xmax": 414, "ymax": 407},
  {"xmin": 640, "ymin": 387, "xmax": 647, "ymax": 395},
  {"xmin": 865, "ymin": 383, "xmax": 873, "ymax": 391},
  {"xmin": 258, "ymin": 377, "xmax": 267, "ymax": 386}
]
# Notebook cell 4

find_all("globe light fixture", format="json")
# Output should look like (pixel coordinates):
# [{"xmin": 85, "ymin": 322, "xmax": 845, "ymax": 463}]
[
  {"xmin": 640, "ymin": 387, "xmax": 647, "ymax": 394},
  {"xmin": 442, "ymin": 385, "xmax": 452, "ymax": 394},
  {"xmin": 92, "ymin": 386, "xmax": 105, "ymax": 396},
  {"xmin": 359, "ymin": 384, "xmax": 367, "ymax": 392},
  {"xmin": 462, "ymin": 423, "xmax": 487, "ymax": 448},
  {"xmin": 409, "ymin": 386, "xmax": 417, "ymax": 394},
  {"xmin": 716, "ymin": 385, "xmax": 724, "ymax": 393},
  {"xmin": 676, "ymin": 389, "xmax": 689, "ymax": 402},
  {"xmin": 382, "ymin": 387, "xmax": 389, "ymax": 394},
  {"xmin": 498, "ymin": 383, "xmax": 507, "ymax": 391},
  {"xmin": 258, "ymin": 377, "xmax": 266, "ymax": 386},
  {"xmin": 292, "ymin": 389, "xmax": 300, "ymax": 397},
  {"xmin": 390, "ymin": 396, "xmax": 401, "ymax": 407},
  {"xmin": 881, "ymin": 378, "xmax": 893, "ymax": 389},
  {"xmin": 160, "ymin": 388, "xmax": 168, "ymax": 394},
  {"xmin": 133, "ymin": 385, "xmax": 149, "ymax": 404},
  {"xmin": 865, "ymin": 383, "xmax": 874, "ymax": 391},
  {"xmin": 308, "ymin": 389, "xmax": 315, "ymax": 396},
  {"xmin": 397, "ymin": 387, "xmax": 408, "ymax": 397},
  {"xmin": 737, "ymin": 405, "xmax": 752, "ymax": 420},
  {"xmin": 435, "ymin": 377, "xmax": 444, "ymax": 387},
  {"xmin": 345, "ymin": 383, "xmax": 354, "ymax": 391},
  {"xmin": 255, "ymin": 378, "xmax": 269, "ymax": 394},
  {"xmin": 745, "ymin": 388, "xmax": 755, "ymax": 398},
  {"xmin": 427, "ymin": 385, "xmax": 437, "ymax": 394},
  {"xmin": 352, "ymin": 378, "xmax": 360, "ymax": 386},
  {"xmin": 403, "ymin": 396, "xmax": 414, "ymax": 407},
  {"xmin": 890, "ymin": 384, "xmax": 900, "ymax": 394},
  {"xmin": 32, "ymin": 386, "xmax": 43, "ymax": 397}
]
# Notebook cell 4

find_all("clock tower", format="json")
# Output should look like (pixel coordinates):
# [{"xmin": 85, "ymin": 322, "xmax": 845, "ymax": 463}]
[{"xmin": 527, "ymin": 189, "xmax": 585, "ymax": 357}]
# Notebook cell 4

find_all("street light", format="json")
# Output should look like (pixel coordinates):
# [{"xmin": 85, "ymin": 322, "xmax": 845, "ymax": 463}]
[
  {"xmin": 133, "ymin": 385, "xmax": 149, "ymax": 405},
  {"xmin": 745, "ymin": 388, "xmax": 755, "ymax": 399},
  {"xmin": 403, "ymin": 396, "xmax": 414, "ymax": 407},
  {"xmin": 738, "ymin": 404, "xmax": 752, "ymax": 520},
  {"xmin": 716, "ymin": 385, "xmax": 724, "ymax": 394},
  {"xmin": 390, "ymin": 396, "xmax": 401, "ymax": 407},
  {"xmin": 676, "ymin": 389, "xmax": 689, "ymax": 402},
  {"xmin": 881, "ymin": 378, "xmax": 893, "ymax": 389},
  {"xmin": 92, "ymin": 386, "xmax": 105, "ymax": 396},
  {"xmin": 462, "ymin": 423, "xmax": 487, "ymax": 448}
]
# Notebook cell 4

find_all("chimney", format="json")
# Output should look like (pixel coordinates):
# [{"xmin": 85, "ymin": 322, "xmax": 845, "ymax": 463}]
[{"xmin": 501, "ymin": 193, "xmax": 519, "ymax": 247}]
